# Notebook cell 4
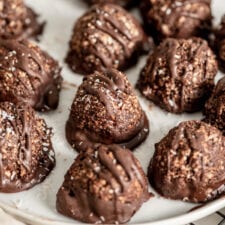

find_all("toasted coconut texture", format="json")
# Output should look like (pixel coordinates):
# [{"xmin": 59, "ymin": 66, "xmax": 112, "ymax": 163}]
[
  {"xmin": 137, "ymin": 38, "xmax": 218, "ymax": 113},
  {"xmin": 141, "ymin": 0, "xmax": 212, "ymax": 42},
  {"xmin": 0, "ymin": 39, "xmax": 62, "ymax": 112},
  {"xmin": 149, "ymin": 120, "xmax": 225, "ymax": 203},
  {"xmin": 0, "ymin": 102, "xmax": 55, "ymax": 193},
  {"xmin": 57, "ymin": 144, "xmax": 151, "ymax": 224},
  {"xmin": 0, "ymin": 0, "xmax": 44, "ymax": 40},
  {"xmin": 204, "ymin": 77, "xmax": 225, "ymax": 134},
  {"xmin": 66, "ymin": 3, "xmax": 152, "ymax": 75},
  {"xmin": 66, "ymin": 69, "xmax": 149, "ymax": 152}
]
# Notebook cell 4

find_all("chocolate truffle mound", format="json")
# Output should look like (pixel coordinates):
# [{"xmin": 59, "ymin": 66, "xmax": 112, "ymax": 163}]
[
  {"xmin": 0, "ymin": 0, "xmax": 43, "ymax": 40},
  {"xmin": 141, "ymin": 0, "xmax": 212, "ymax": 41},
  {"xmin": 66, "ymin": 69, "xmax": 149, "ymax": 152},
  {"xmin": 57, "ymin": 144, "xmax": 150, "ymax": 224},
  {"xmin": 204, "ymin": 77, "xmax": 225, "ymax": 134},
  {"xmin": 0, "ymin": 102, "xmax": 55, "ymax": 193},
  {"xmin": 215, "ymin": 15, "xmax": 225, "ymax": 72},
  {"xmin": 149, "ymin": 120, "xmax": 225, "ymax": 203},
  {"xmin": 85, "ymin": 0, "xmax": 136, "ymax": 8},
  {"xmin": 0, "ymin": 39, "xmax": 62, "ymax": 111},
  {"xmin": 66, "ymin": 3, "xmax": 150, "ymax": 75},
  {"xmin": 137, "ymin": 38, "xmax": 217, "ymax": 113}
]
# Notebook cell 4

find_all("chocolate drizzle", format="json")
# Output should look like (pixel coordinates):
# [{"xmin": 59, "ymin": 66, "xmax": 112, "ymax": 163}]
[
  {"xmin": 0, "ymin": 40, "xmax": 45, "ymax": 82},
  {"xmin": 0, "ymin": 102, "xmax": 55, "ymax": 193},
  {"xmin": 56, "ymin": 144, "xmax": 150, "ymax": 224},
  {"xmin": 149, "ymin": 120, "xmax": 225, "ymax": 203},
  {"xmin": 0, "ymin": 105, "xmax": 33, "ymax": 172},
  {"xmin": 0, "ymin": 0, "xmax": 44, "ymax": 40},
  {"xmin": 93, "ymin": 11, "xmax": 131, "ymax": 58},
  {"xmin": 137, "ymin": 38, "xmax": 217, "ymax": 113},
  {"xmin": 66, "ymin": 3, "xmax": 151, "ymax": 75},
  {"xmin": 141, "ymin": 0, "xmax": 212, "ymax": 41},
  {"xmin": 66, "ymin": 69, "xmax": 149, "ymax": 152},
  {"xmin": 204, "ymin": 76, "xmax": 225, "ymax": 134},
  {"xmin": 0, "ymin": 39, "xmax": 62, "ymax": 111},
  {"xmin": 19, "ymin": 106, "xmax": 32, "ymax": 171},
  {"xmin": 82, "ymin": 70, "xmax": 127, "ymax": 118}
]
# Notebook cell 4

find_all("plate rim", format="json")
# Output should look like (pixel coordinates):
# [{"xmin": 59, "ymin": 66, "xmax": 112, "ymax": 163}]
[{"xmin": 1, "ymin": 197, "xmax": 225, "ymax": 225}]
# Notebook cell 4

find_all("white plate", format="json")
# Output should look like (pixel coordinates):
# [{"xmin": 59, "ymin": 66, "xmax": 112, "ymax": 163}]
[{"xmin": 0, "ymin": 0, "xmax": 224, "ymax": 224}]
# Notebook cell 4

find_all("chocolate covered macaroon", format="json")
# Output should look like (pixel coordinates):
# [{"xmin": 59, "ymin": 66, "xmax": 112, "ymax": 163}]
[
  {"xmin": 215, "ymin": 15, "xmax": 225, "ymax": 71},
  {"xmin": 85, "ymin": 0, "xmax": 136, "ymax": 8},
  {"xmin": 66, "ymin": 69, "xmax": 149, "ymax": 152},
  {"xmin": 204, "ymin": 77, "xmax": 225, "ymax": 134},
  {"xmin": 0, "ymin": 102, "xmax": 55, "ymax": 193},
  {"xmin": 141, "ymin": 0, "xmax": 212, "ymax": 41},
  {"xmin": 57, "ymin": 144, "xmax": 150, "ymax": 224},
  {"xmin": 66, "ymin": 3, "xmax": 151, "ymax": 75},
  {"xmin": 149, "ymin": 120, "xmax": 225, "ymax": 203},
  {"xmin": 0, "ymin": 0, "xmax": 43, "ymax": 40},
  {"xmin": 137, "ymin": 38, "xmax": 218, "ymax": 113},
  {"xmin": 0, "ymin": 39, "xmax": 62, "ymax": 111}
]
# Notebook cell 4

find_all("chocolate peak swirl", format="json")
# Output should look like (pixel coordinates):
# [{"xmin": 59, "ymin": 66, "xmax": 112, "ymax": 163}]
[
  {"xmin": 149, "ymin": 120, "xmax": 225, "ymax": 203},
  {"xmin": 0, "ymin": 39, "xmax": 62, "ymax": 111},
  {"xmin": 66, "ymin": 3, "xmax": 151, "ymax": 75},
  {"xmin": 141, "ymin": 0, "xmax": 212, "ymax": 41},
  {"xmin": 66, "ymin": 69, "xmax": 149, "ymax": 152},
  {"xmin": 204, "ymin": 77, "xmax": 225, "ymax": 134},
  {"xmin": 137, "ymin": 38, "xmax": 217, "ymax": 113},
  {"xmin": 0, "ymin": 0, "xmax": 44, "ymax": 40},
  {"xmin": 0, "ymin": 102, "xmax": 55, "ymax": 193},
  {"xmin": 57, "ymin": 144, "xmax": 150, "ymax": 224}
]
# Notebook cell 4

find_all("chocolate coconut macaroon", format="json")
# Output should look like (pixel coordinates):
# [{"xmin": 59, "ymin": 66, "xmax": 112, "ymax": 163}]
[
  {"xmin": 204, "ymin": 77, "xmax": 225, "ymax": 134},
  {"xmin": 141, "ymin": 0, "xmax": 212, "ymax": 42},
  {"xmin": 66, "ymin": 3, "xmax": 151, "ymax": 75},
  {"xmin": 137, "ymin": 37, "xmax": 218, "ymax": 113},
  {"xmin": 0, "ymin": 102, "xmax": 55, "ymax": 193},
  {"xmin": 0, "ymin": 39, "xmax": 62, "ymax": 112},
  {"xmin": 149, "ymin": 120, "xmax": 225, "ymax": 203},
  {"xmin": 66, "ymin": 69, "xmax": 149, "ymax": 152},
  {"xmin": 0, "ymin": 0, "xmax": 44, "ymax": 40},
  {"xmin": 57, "ymin": 144, "xmax": 150, "ymax": 224}
]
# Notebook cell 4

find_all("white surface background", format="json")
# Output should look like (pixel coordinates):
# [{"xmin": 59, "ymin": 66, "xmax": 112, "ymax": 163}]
[{"xmin": 0, "ymin": 0, "xmax": 225, "ymax": 224}]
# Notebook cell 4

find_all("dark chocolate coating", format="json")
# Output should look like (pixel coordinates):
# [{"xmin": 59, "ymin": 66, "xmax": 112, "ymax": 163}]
[
  {"xmin": 57, "ymin": 144, "xmax": 150, "ymax": 224},
  {"xmin": 66, "ymin": 69, "xmax": 149, "ymax": 152},
  {"xmin": 149, "ymin": 120, "xmax": 225, "ymax": 203},
  {"xmin": 214, "ymin": 15, "xmax": 225, "ymax": 72},
  {"xmin": 0, "ymin": 102, "xmax": 55, "ymax": 193},
  {"xmin": 66, "ymin": 3, "xmax": 151, "ymax": 75},
  {"xmin": 0, "ymin": 0, "xmax": 43, "ymax": 40},
  {"xmin": 85, "ymin": 0, "xmax": 136, "ymax": 8},
  {"xmin": 141, "ymin": 0, "xmax": 212, "ymax": 42},
  {"xmin": 137, "ymin": 38, "xmax": 217, "ymax": 113},
  {"xmin": 0, "ymin": 39, "xmax": 62, "ymax": 111},
  {"xmin": 204, "ymin": 77, "xmax": 225, "ymax": 134}
]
